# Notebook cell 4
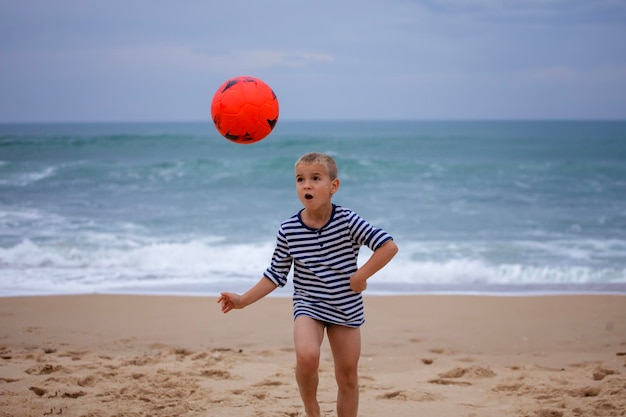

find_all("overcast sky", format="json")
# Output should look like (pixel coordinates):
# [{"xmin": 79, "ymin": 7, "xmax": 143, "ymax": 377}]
[{"xmin": 1, "ymin": 0, "xmax": 625, "ymax": 122}]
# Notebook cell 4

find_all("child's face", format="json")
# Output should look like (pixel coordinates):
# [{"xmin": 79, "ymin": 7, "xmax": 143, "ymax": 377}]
[{"xmin": 295, "ymin": 162, "xmax": 339, "ymax": 209}]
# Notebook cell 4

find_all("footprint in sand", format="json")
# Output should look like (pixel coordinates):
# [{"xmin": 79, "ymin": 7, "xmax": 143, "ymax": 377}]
[
  {"xmin": 534, "ymin": 409, "xmax": 564, "ymax": 417},
  {"xmin": 200, "ymin": 369, "xmax": 231, "ymax": 379},
  {"xmin": 568, "ymin": 386, "xmax": 601, "ymax": 398},
  {"xmin": 58, "ymin": 350, "xmax": 89, "ymax": 361},
  {"xmin": 29, "ymin": 386, "xmax": 48, "ymax": 396},
  {"xmin": 0, "ymin": 345, "xmax": 12, "ymax": 360},
  {"xmin": 253, "ymin": 379, "xmax": 284, "ymax": 387},
  {"xmin": 25, "ymin": 364, "xmax": 69, "ymax": 375},
  {"xmin": 428, "ymin": 366, "xmax": 496, "ymax": 387},
  {"xmin": 377, "ymin": 389, "xmax": 445, "ymax": 402},
  {"xmin": 428, "ymin": 378, "xmax": 472, "ymax": 386},
  {"xmin": 76, "ymin": 374, "xmax": 99, "ymax": 387},
  {"xmin": 592, "ymin": 367, "xmax": 617, "ymax": 381},
  {"xmin": 438, "ymin": 366, "xmax": 496, "ymax": 379}
]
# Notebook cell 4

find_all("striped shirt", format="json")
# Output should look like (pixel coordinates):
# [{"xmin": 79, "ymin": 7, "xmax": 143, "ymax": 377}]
[{"xmin": 264, "ymin": 204, "xmax": 393, "ymax": 327}]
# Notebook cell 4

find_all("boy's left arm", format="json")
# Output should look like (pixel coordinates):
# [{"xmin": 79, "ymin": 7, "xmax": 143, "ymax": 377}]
[{"xmin": 350, "ymin": 239, "xmax": 398, "ymax": 293}]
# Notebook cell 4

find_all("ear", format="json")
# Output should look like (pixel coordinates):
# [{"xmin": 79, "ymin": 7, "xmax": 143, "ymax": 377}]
[{"xmin": 330, "ymin": 178, "xmax": 340, "ymax": 194}]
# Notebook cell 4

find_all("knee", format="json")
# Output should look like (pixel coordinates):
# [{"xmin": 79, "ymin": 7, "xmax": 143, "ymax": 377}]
[
  {"xmin": 296, "ymin": 350, "xmax": 320, "ymax": 375},
  {"xmin": 335, "ymin": 365, "xmax": 358, "ymax": 389}
]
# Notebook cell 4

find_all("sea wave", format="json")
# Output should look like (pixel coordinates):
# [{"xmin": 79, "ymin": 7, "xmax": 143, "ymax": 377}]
[
  {"xmin": 2, "ymin": 121, "xmax": 625, "ymax": 297},
  {"xmin": 0, "ymin": 165, "xmax": 57, "ymax": 186},
  {"xmin": 1, "ymin": 238, "xmax": 624, "ymax": 297}
]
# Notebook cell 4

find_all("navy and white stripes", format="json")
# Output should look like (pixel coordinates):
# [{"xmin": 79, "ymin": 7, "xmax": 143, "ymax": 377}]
[{"xmin": 264, "ymin": 204, "xmax": 393, "ymax": 327}]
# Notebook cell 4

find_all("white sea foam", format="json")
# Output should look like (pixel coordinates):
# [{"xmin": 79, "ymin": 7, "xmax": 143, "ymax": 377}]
[
  {"xmin": 2, "ymin": 121, "xmax": 625, "ymax": 296},
  {"xmin": 0, "ymin": 207, "xmax": 46, "ymax": 222},
  {"xmin": 1, "ymin": 238, "xmax": 624, "ymax": 297},
  {"xmin": 0, "ymin": 166, "xmax": 57, "ymax": 186}
]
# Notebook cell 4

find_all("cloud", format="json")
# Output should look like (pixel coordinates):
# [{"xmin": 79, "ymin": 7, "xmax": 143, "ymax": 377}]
[{"xmin": 1, "ymin": 0, "xmax": 625, "ymax": 121}]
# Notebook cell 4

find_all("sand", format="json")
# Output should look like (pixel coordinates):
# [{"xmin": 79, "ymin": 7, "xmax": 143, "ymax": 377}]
[{"xmin": 1, "ymin": 294, "xmax": 625, "ymax": 417}]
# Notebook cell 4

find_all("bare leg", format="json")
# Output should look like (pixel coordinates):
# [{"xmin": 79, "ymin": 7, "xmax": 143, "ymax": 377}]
[
  {"xmin": 327, "ymin": 325, "xmax": 361, "ymax": 417},
  {"xmin": 294, "ymin": 316, "xmax": 325, "ymax": 417}
]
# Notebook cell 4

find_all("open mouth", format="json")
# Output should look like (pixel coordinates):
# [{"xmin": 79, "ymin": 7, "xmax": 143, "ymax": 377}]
[{"xmin": 305, "ymin": 194, "xmax": 313, "ymax": 200}]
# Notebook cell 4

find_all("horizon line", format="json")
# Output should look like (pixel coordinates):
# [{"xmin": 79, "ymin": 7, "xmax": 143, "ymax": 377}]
[{"xmin": 2, "ymin": 118, "xmax": 626, "ymax": 125}]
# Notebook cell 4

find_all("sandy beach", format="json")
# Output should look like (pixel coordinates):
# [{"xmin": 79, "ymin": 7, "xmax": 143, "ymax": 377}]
[{"xmin": 1, "ymin": 294, "xmax": 625, "ymax": 417}]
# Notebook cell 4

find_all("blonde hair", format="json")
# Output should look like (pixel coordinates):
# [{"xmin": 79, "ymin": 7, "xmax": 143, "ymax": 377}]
[{"xmin": 295, "ymin": 152, "xmax": 338, "ymax": 180}]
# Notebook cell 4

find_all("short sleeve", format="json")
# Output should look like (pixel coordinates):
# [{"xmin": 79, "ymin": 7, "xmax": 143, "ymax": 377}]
[
  {"xmin": 263, "ymin": 228, "xmax": 292, "ymax": 287},
  {"xmin": 346, "ymin": 210, "xmax": 393, "ymax": 251}
]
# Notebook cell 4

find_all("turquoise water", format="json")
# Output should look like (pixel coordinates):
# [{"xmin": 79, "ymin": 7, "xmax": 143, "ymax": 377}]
[{"xmin": 1, "ymin": 121, "xmax": 625, "ymax": 295}]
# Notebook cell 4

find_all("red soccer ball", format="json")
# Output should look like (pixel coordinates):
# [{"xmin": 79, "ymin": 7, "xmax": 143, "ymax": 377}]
[{"xmin": 210, "ymin": 76, "xmax": 279, "ymax": 144}]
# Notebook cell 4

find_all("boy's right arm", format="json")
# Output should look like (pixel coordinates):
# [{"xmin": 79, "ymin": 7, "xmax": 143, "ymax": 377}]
[{"xmin": 218, "ymin": 276, "xmax": 277, "ymax": 313}]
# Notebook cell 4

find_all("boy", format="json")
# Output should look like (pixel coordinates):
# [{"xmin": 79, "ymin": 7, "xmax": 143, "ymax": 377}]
[{"xmin": 218, "ymin": 152, "xmax": 398, "ymax": 417}]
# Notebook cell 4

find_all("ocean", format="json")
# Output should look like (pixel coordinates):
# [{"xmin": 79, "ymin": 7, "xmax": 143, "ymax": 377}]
[{"xmin": 1, "ymin": 121, "xmax": 625, "ymax": 297}]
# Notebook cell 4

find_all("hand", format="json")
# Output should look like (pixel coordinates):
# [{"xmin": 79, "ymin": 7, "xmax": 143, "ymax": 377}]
[
  {"xmin": 217, "ymin": 292, "xmax": 243, "ymax": 313},
  {"xmin": 350, "ymin": 275, "xmax": 367, "ymax": 293}
]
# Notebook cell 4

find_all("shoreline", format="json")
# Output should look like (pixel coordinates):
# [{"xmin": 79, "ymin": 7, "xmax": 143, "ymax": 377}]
[
  {"xmin": 2, "ymin": 280, "xmax": 625, "ymax": 299},
  {"xmin": 1, "ymin": 294, "xmax": 625, "ymax": 416}
]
